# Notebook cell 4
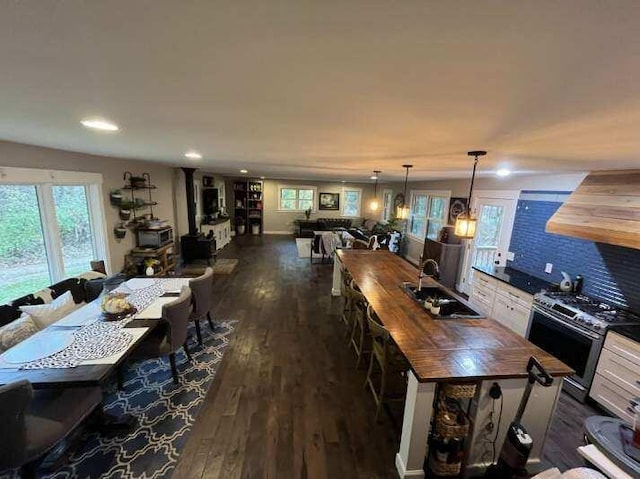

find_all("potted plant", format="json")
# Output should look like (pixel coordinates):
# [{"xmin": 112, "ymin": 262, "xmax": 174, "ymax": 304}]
[
  {"xmin": 110, "ymin": 188, "xmax": 123, "ymax": 205},
  {"xmin": 114, "ymin": 223, "xmax": 127, "ymax": 239},
  {"xmin": 130, "ymin": 176, "xmax": 147, "ymax": 188},
  {"xmin": 144, "ymin": 258, "xmax": 160, "ymax": 276},
  {"xmin": 430, "ymin": 297, "xmax": 441, "ymax": 316},
  {"xmin": 119, "ymin": 199, "xmax": 134, "ymax": 221},
  {"xmin": 304, "ymin": 207, "xmax": 312, "ymax": 220}
]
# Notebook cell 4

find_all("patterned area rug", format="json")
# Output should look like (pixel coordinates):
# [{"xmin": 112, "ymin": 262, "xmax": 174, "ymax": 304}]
[
  {"xmin": 0, "ymin": 320, "xmax": 235, "ymax": 479},
  {"xmin": 181, "ymin": 259, "xmax": 239, "ymax": 276}
]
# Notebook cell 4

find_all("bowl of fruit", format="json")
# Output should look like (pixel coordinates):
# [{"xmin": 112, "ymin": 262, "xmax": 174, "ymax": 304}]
[{"xmin": 101, "ymin": 293, "xmax": 136, "ymax": 321}]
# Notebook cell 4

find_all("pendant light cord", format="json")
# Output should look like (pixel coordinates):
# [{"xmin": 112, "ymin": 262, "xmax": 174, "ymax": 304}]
[{"xmin": 467, "ymin": 156, "xmax": 479, "ymax": 215}]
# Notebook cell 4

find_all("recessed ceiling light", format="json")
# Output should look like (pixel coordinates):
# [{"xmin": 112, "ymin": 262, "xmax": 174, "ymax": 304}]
[
  {"xmin": 496, "ymin": 168, "xmax": 511, "ymax": 177},
  {"xmin": 81, "ymin": 118, "xmax": 119, "ymax": 131},
  {"xmin": 240, "ymin": 169, "xmax": 248, "ymax": 174},
  {"xmin": 370, "ymin": 175, "xmax": 378, "ymax": 180},
  {"xmin": 260, "ymin": 176, "xmax": 265, "ymax": 179},
  {"xmin": 185, "ymin": 151, "xmax": 202, "ymax": 159},
  {"xmin": 341, "ymin": 180, "xmax": 346, "ymax": 183}
]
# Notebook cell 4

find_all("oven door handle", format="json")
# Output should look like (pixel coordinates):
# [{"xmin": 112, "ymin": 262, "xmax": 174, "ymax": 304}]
[{"xmin": 531, "ymin": 305, "xmax": 602, "ymax": 341}]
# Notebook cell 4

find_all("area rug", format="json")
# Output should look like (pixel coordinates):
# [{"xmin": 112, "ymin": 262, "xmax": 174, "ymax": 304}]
[
  {"xmin": 181, "ymin": 259, "xmax": 239, "ymax": 276},
  {"xmin": 30, "ymin": 320, "xmax": 236, "ymax": 479}
]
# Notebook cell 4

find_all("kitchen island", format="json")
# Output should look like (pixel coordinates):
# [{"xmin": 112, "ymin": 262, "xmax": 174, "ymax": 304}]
[{"xmin": 333, "ymin": 249, "xmax": 573, "ymax": 478}]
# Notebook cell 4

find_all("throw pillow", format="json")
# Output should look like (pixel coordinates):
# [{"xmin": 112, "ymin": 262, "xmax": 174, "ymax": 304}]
[
  {"xmin": 0, "ymin": 313, "xmax": 39, "ymax": 353},
  {"xmin": 20, "ymin": 291, "xmax": 75, "ymax": 329}
]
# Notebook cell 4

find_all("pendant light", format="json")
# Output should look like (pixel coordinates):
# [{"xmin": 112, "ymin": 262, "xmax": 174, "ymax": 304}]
[
  {"xmin": 369, "ymin": 170, "xmax": 381, "ymax": 211},
  {"xmin": 397, "ymin": 164, "xmax": 413, "ymax": 220},
  {"xmin": 454, "ymin": 150, "xmax": 486, "ymax": 238}
]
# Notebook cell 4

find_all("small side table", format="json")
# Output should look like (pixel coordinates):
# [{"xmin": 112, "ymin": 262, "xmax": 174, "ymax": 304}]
[{"xmin": 297, "ymin": 220, "xmax": 318, "ymax": 238}]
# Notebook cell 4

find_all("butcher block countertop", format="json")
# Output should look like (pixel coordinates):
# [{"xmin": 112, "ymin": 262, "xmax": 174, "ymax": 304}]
[{"xmin": 337, "ymin": 249, "xmax": 573, "ymax": 383}]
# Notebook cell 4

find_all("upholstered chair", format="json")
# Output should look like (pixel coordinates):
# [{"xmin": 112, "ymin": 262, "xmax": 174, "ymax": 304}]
[{"xmin": 189, "ymin": 267, "xmax": 215, "ymax": 345}]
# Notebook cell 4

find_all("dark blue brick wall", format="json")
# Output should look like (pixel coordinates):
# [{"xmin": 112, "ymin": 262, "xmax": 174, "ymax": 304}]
[{"xmin": 508, "ymin": 198, "xmax": 640, "ymax": 311}]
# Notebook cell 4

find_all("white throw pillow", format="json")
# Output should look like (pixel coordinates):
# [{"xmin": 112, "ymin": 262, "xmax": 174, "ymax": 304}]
[
  {"xmin": 20, "ymin": 291, "xmax": 75, "ymax": 329},
  {"xmin": 0, "ymin": 313, "xmax": 39, "ymax": 353},
  {"xmin": 76, "ymin": 270, "xmax": 107, "ymax": 281}
]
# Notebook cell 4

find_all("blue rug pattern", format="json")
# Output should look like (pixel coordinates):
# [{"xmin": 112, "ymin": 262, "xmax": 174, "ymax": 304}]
[{"xmin": 2, "ymin": 320, "xmax": 234, "ymax": 479}]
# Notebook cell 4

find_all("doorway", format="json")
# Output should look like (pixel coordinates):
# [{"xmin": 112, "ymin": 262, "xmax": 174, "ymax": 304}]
[{"xmin": 457, "ymin": 191, "xmax": 518, "ymax": 294}]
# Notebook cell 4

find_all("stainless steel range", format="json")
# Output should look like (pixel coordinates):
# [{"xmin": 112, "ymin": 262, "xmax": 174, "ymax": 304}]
[{"xmin": 527, "ymin": 291, "xmax": 640, "ymax": 402}]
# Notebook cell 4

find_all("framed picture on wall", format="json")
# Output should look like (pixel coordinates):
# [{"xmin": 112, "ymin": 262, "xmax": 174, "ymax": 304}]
[
  {"xmin": 319, "ymin": 192, "xmax": 339, "ymax": 210},
  {"xmin": 448, "ymin": 197, "xmax": 468, "ymax": 225}
]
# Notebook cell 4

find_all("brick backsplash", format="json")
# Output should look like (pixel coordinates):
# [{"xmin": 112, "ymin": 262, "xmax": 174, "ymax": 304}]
[{"xmin": 508, "ymin": 194, "xmax": 640, "ymax": 312}]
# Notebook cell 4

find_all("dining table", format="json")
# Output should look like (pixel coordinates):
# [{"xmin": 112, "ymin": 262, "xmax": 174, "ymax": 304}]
[{"xmin": 0, "ymin": 277, "xmax": 192, "ymax": 389}]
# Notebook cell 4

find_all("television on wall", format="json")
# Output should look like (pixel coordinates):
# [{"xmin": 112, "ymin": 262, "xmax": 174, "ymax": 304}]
[{"xmin": 202, "ymin": 188, "xmax": 220, "ymax": 215}]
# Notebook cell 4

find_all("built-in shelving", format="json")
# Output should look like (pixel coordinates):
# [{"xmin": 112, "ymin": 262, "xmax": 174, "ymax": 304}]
[{"xmin": 233, "ymin": 179, "xmax": 263, "ymax": 235}]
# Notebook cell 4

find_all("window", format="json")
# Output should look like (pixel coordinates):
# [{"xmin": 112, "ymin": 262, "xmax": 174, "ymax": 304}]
[
  {"xmin": 0, "ymin": 168, "xmax": 108, "ymax": 304},
  {"xmin": 408, "ymin": 190, "xmax": 450, "ymax": 240},
  {"xmin": 278, "ymin": 185, "xmax": 316, "ymax": 211},
  {"xmin": 382, "ymin": 189, "xmax": 393, "ymax": 221},
  {"xmin": 341, "ymin": 187, "xmax": 362, "ymax": 217}
]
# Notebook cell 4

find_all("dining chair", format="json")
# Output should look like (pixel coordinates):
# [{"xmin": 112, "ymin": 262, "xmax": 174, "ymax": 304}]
[
  {"xmin": 189, "ymin": 267, "xmax": 215, "ymax": 345},
  {"xmin": 0, "ymin": 380, "xmax": 102, "ymax": 478},
  {"xmin": 364, "ymin": 304, "xmax": 410, "ymax": 421},
  {"xmin": 348, "ymin": 280, "xmax": 370, "ymax": 368},
  {"xmin": 130, "ymin": 286, "xmax": 193, "ymax": 384}
]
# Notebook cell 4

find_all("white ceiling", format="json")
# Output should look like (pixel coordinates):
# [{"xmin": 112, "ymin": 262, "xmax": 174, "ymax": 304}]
[{"xmin": 1, "ymin": 1, "xmax": 640, "ymax": 181}]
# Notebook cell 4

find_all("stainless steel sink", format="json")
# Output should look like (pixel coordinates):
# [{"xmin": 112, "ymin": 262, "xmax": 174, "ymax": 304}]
[{"xmin": 402, "ymin": 282, "xmax": 485, "ymax": 319}]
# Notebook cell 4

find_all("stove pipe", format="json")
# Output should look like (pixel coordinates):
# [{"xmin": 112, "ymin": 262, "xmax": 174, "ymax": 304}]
[{"xmin": 182, "ymin": 167, "xmax": 198, "ymax": 236}]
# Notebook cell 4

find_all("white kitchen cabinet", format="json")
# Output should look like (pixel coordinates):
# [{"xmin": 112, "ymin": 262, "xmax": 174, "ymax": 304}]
[
  {"xmin": 200, "ymin": 219, "xmax": 231, "ymax": 251},
  {"xmin": 590, "ymin": 331, "xmax": 640, "ymax": 423},
  {"xmin": 470, "ymin": 270, "xmax": 533, "ymax": 337}
]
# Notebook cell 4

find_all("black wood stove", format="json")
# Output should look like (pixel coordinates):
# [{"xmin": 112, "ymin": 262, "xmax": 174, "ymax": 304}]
[{"xmin": 180, "ymin": 168, "xmax": 216, "ymax": 264}]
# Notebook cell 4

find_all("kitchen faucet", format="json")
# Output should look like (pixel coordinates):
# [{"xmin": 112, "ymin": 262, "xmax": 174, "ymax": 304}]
[{"xmin": 418, "ymin": 258, "xmax": 440, "ymax": 290}]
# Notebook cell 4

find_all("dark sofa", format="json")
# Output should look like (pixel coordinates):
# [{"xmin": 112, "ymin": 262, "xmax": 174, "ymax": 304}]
[
  {"xmin": 0, "ymin": 276, "xmax": 106, "ymax": 327},
  {"xmin": 316, "ymin": 218, "xmax": 352, "ymax": 230}
]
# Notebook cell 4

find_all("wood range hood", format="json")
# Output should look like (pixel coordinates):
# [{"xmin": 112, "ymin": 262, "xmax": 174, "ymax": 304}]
[{"xmin": 546, "ymin": 170, "xmax": 640, "ymax": 250}]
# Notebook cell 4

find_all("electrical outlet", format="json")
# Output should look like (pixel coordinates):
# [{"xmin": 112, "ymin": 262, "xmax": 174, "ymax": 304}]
[
  {"xmin": 545, "ymin": 263, "xmax": 553, "ymax": 274},
  {"xmin": 506, "ymin": 251, "xmax": 515, "ymax": 261}
]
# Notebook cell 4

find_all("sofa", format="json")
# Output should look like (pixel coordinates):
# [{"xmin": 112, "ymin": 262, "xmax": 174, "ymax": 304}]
[
  {"xmin": 316, "ymin": 218, "xmax": 353, "ymax": 230},
  {"xmin": 0, "ymin": 271, "xmax": 108, "ymax": 353}
]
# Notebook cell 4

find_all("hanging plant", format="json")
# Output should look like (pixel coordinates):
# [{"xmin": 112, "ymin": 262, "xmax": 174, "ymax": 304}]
[
  {"xmin": 110, "ymin": 188, "xmax": 123, "ymax": 205},
  {"xmin": 114, "ymin": 224, "xmax": 127, "ymax": 239}
]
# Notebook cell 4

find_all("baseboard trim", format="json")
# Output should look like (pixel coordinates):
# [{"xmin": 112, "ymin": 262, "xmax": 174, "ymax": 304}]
[
  {"xmin": 264, "ymin": 230, "xmax": 293, "ymax": 235},
  {"xmin": 395, "ymin": 453, "xmax": 425, "ymax": 478}
]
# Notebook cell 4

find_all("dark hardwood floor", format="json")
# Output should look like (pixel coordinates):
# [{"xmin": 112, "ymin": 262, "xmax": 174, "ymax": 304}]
[{"xmin": 173, "ymin": 235, "xmax": 600, "ymax": 478}]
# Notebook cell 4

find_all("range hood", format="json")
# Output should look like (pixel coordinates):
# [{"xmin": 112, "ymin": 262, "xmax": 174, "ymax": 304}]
[{"xmin": 546, "ymin": 170, "xmax": 640, "ymax": 250}]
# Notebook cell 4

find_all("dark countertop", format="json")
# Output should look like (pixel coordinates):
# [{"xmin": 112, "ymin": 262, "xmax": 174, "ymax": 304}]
[
  {"xmin": 473, "ymin": 264, "xmax": 553, "ymax": 296},
  {"xmin": 338, "ymin": 250, "xmax": 573, "ymax": 382}
]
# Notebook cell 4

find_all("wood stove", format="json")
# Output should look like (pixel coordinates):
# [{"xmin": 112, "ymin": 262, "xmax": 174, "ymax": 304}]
[{"xmin": 180, "ymin": 168, "xmax": 216, "ymax": 264}]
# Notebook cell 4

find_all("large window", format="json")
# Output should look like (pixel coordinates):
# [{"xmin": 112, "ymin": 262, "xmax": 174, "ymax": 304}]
[
  {"xmin": 341, "ymin": 187, "xmax": 362, "ymax": 217},
  {"xmin": 0, "ymin": 168, "xmax": 108, "ymax": 304},
  {"xmin": 278, "ymin": 186, "xmax": 316, "ymax": 211},
  {"xmin": 408, "ymin": 190, "xmax": 450, "ymax": 240}
]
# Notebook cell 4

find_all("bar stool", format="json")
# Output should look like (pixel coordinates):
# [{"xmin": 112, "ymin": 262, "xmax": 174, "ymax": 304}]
[
  {"xmin": 339, "ymin": 269, "xmax": 354, "ymax": 329},
  {"xmin": 364, "ymin": 304, "xmax": 411, "ymax": 421},
  {"xmin": 348, "ymin": 283, "xmax": 370, "ymax": 368}
]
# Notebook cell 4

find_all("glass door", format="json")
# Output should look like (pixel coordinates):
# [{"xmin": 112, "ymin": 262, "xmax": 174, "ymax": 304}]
[{"xmin": 458, "ymin": 193, "xmax": 517, "ymax": 293}]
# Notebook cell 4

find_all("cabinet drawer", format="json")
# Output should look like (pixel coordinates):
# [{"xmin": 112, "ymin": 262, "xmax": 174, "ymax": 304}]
[
  {"xmin": 604, "ymin": 332, "xmax": 640, "ymax": 368},
  {"xmin": 471, "ymin": 286, "xmax": 494, "ymax": 314},
  {"xmin": 590, "ymin": 373, "xmax": 636, "ymax": 424},
  {"xmin": 491, "ymin": 294, "xmax": 531, "ymax": 337},
  {"xmin": 596, "ymin": 348, "xmax": 640, "ymax": 397},
  {"xmin": 473, "ymin": 271, "xmax": 497, "ymax": 291},
  {"xmin": 496, "ymin": 283, "xmax": 533, "ymax": 309}
]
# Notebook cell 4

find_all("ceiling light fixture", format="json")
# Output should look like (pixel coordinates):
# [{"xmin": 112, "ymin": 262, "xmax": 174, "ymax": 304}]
[
  {"xmin": 184, "ymin": 151, "xmax": 202, "ymax": 159},
  {"xmin": 80, "ymin": 118, "xmax": 119, "ymax": 132},
  {"xmin": 496, "ymin": 168, "xmax": 511, "ymax": 177},
  {"xmin": 240, "ymin": 169, "xmax": 248, "ymax": 174},
  {"xmin": 370, "ymin": 170, "xmax": 381, "ymax": 211},
  {"xmin": 455, "ymin": 150, "xmax": 486, "ymax": 239},
  {"xmin": 397, "ymin": 165, "xmax": 413, "ymax": 220}
]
